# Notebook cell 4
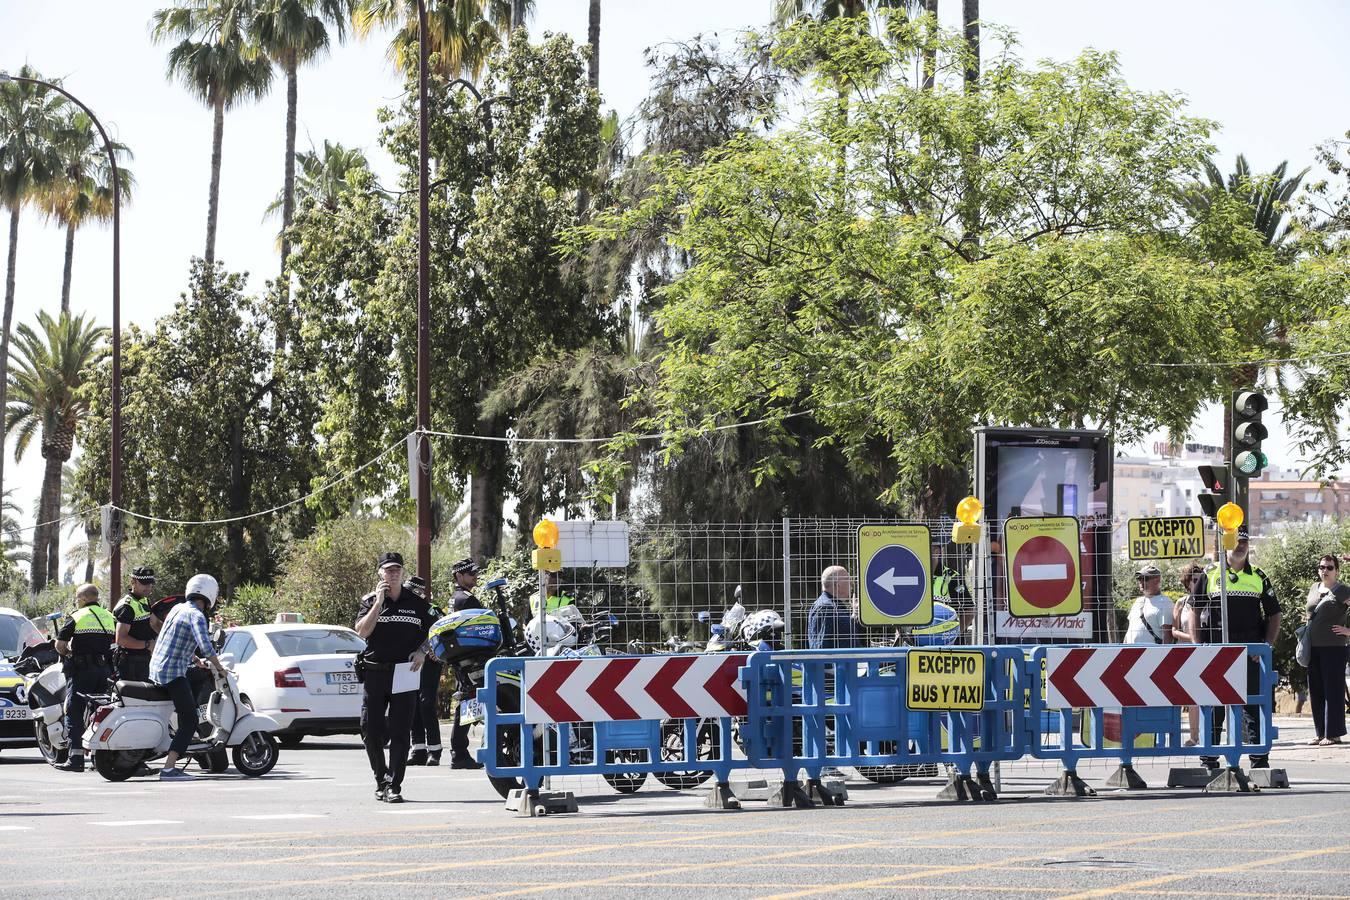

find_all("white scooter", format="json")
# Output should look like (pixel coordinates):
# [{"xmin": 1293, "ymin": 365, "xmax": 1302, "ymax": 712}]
[
  {"xmin": 14, "ymin": 613, "xmax": 112, "ymax": 766},
  {"xmin": 84, "ymin": 661, "xmax": 280, "ymax": 781}
]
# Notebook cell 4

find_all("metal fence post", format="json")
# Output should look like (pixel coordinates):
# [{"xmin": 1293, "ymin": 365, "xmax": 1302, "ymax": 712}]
[{"xmin": 782, "ymin": 517, "xmax": 793, "ymax": 649}]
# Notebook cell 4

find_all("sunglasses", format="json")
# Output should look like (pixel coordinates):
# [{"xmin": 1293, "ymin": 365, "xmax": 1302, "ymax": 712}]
[{"xmin": 1318, "ymin": 564, "xmax": 1337, "ymax": 571}]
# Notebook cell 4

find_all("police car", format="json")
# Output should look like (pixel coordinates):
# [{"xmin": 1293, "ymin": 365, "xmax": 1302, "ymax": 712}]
[{"xmin": 0, "ymin": 608, "xmax": 45, "ymax": 752}]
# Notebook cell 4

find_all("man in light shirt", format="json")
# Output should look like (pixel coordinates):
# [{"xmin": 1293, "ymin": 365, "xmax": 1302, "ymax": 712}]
[{"xmin": 150, "ymin": 574, "xmax": 226, "ymax": 780}]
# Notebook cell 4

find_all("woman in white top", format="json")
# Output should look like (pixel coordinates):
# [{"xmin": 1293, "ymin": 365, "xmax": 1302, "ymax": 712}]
[{"xmin": 1124, "ymin": 564, "xmax": 1174, "ymax": 645}]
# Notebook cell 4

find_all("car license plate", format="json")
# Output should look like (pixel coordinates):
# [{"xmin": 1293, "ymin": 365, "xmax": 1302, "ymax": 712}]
[
  {"xmin": 326, "ymin": 672, "xmax": 357, "ymax": 685},
  {"xmin": 2, "ymin": 707, "xmax": 31, "ymax": 720},
  {"xmin": 460, "ymin": 698, "xmax": 483, "ymax": 722},
  {"xmin": 338, "ymin": 683, "xmax": 358, "ymax": 694}
]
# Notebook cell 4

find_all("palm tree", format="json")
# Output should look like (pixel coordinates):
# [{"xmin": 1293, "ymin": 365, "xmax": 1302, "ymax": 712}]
[
  {"xmin": 772, "ymin": 0, "xmax": 916, "ymax": 32},
  {"xmin": 58, "ymin": 461, "xmax": 102, "ymax": 584},
  {"xmin": 152, "ymin": 0, "xmax": 274, "ymax": 268},
  {"xmin": 1184, "ymin": 154, "xmax": 1309, "ymax": 250},
  {"xmin": 38, "ymin": 110, "xmax": 135, "ymax": 314},
  {"xmin": 249, "ymin": 0, "xmax": 350, "ymax": 351},
  {"xmin": 6, "ymin": 310, "xmax": 107, "ymax": 592},
  {"xmin": 587, "ymin": 0, "xmax": 600, "ymax": 91},
  {"xmin": 0, "ymin": 488, "xmax": 29, "ymax": 571},
  {"xmin": 266, "ymin": 139, "xmax": 375, "ymax": 219},
  {"xmin": 962, "ymin": 0, "xmax": 978, "ymax": 90},
  {"xmin": 0, "ymin": 65, "xmax": 67, "ymax": 509},
  {"xmin": 353, "ymin": 0, "xmax": 532, "ymax": 80}
]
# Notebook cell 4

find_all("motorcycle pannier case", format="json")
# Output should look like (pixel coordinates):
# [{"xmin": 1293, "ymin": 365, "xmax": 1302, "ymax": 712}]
[{"xmin": 429, "ymin": 609, "xmax": 504, "ymax": 665}]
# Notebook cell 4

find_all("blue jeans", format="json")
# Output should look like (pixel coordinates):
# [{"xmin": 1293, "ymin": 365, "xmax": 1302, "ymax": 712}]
[{"xmin": 65, "ymin": 665, "xmax": 111, "ymax": 754}]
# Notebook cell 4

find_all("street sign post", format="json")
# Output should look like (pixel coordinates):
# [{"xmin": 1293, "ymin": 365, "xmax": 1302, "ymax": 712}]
[{"xmin": 857, "ymin": 524, "xmax": 932, "ymax": 627}]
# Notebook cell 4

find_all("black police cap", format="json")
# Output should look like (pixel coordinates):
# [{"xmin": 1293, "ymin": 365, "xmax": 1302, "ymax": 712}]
[
  {"xmin": 451, "ymin": 557, "xmax": 480, "ymax": 576},
  {"xmin": 131, "ymin": 566, "xmax": 156, "ymax": 584},
  {"xmin": 378, "ymin": 551, "xmax": 405, "ymax": 570}
]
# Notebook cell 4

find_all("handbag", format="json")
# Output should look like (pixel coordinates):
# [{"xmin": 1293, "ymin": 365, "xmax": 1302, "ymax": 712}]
[{"xmin": 1296, "ymin": 596, "xmax": 1336, "ymax": 667}]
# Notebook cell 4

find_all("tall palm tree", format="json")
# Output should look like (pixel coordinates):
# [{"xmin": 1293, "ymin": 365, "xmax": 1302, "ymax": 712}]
[
  {"xmin": 0, "ymin": 488, "xmax": 29, "ymax": 571},
  {"xmin": 962, "ymin": 0, "xmax": 978, "ymax": 90},
  {"xmin": 38, "ymin": 110, "xmax": 135, "ymax": 314},
  {"xmin": 6, "ymin": 310, "xmax": 107, "ymax": 592},
  {"xmin": 265, "ymin": 139, "xmax": 377, "ymax": 218},
  {"xmin": 587, "ymin": 0, "xmax": 600, "ymax": 91},
  {"xmin": 1184, "ymin": 154, "xmax": 1309, "ymax": 250},
  {"xmin": 249, "ymin": 0, "xmax": 350, "ymax": 351},
  {"xmin": 58, "ymin": 460, "xmax": 101, "ymax": 584},
  {"xmin": 152, "ymin": 0, "xmax": 274, "ymax": 268},
  {"xmin": 0, "ymin": 65, "xmax": 67, "ymax": 510},
  {"xmin": 353, "ymin": 0, "xmax": 532, "ymax": 80}
]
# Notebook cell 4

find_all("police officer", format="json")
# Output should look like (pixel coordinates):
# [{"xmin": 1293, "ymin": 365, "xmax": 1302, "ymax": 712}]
[
  {"xmin": 53, "ymin": 584, "xmax": 115, "ymax": 772},
  {"xmin": 1193, "ymin": 526, "xmax": 1281, "ymax": 770},
  {"xmin": 405, "ymin": 574, "xmax": 445, "ymax": 767},
  {"xmin": 445, "ymin": 558, "xmax": 485, "ymax": 769},
  {"xmin": 931, "ymin": 550, "xmax": 973, "ymax": 642},
  {"xmin": 354, "ymin": 552, "xmax": 436, "ymax": 803},
  {"xmin": 531, "ymin": 570, "xmax": 574, "ymax": 616},
  {"xmin": 112, "ymin": 566, "xmax": 161, "ymax": 682}
]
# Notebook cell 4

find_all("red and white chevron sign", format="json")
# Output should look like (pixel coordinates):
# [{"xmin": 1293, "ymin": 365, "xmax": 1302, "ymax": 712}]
[
  {"xmin": 1045, "ymin": 645, "xmax": 1246, "ymax": 709},
  {"xmin": 523, "ymin": 654, "xmax": 747, "ymax": 724}
]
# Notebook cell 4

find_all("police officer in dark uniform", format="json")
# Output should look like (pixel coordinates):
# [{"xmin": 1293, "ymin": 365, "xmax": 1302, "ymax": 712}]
[
  {"xmin": 446, "ymin": 558, "xmax": 485, "ymax": 769},
  {"xmin": 1193, "ymin": 526, "xmax": 1281, "ymax": 770},
  {"xmin": 405, "ymin": 574, "xmax": 445, "ymax": 767},
  {"xmin": 354, "ymin": 552, "xmax": 436, "ymax": 803},
  {"xmin": 112, "ymin": 566, "xmax": 161, "ymax": 682},
  {"xmin": 53, "ymin": 584, "xmax": 115, "ymax": 772}
]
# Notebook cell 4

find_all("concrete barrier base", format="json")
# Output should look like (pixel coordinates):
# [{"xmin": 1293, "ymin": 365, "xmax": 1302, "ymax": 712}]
[
  {"xmin": 1204, "ymin": 767, "xmax": 1258, "ymax": 793},
  {"xmin": 1105, "ymin": 764, "xmax": 1148, "ymax": 790},
  {"xmin": 506, "ymin": 788, "xmax": 578, "ymax": 817},
  {"xmin": 1045, "ymin": 769, "xmax": 1096, "ymax": 797},
  {"xmin": 1247, "ymin": 768, "xmax": 1290, "ymax": 789},
  {"xmin": 807, "ymin": 778, "xmax": 847, "ymax": 806},
  {"xmin": 703, "ymin": 782, "xmax": 741, "ymax": 809}
]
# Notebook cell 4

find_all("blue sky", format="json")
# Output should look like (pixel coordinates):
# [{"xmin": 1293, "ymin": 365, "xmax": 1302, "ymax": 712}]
[{"xmin": 5, "ymin": 0, "xmax": 1349, "ymax": 551}]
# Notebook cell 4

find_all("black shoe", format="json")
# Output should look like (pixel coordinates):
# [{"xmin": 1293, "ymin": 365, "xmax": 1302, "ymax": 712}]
[
  {"xmin": 426, "ymin": 750, "xmax": 441, "ymax": 767},
  {"xmin": 375, "ymin": 784, "xmax": 389, "ymax": 802},
  {"xmin": 56, "ymin": 756, "xmax": 85, "ymax": 773},
  {"xmin": 450, "ymin": 755, "xmax": 483, "ymax": 770},
  {"xmin": 406, "ymin": 749, "xmax": 428, "ymax": 767},
  {"xmin": 385, "ymin": 785, "xmax": 404, "ymax": 803}
]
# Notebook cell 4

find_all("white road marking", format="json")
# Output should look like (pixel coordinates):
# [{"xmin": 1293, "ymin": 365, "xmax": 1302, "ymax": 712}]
[
  {"xmin": 229, "ymin": 813, "xmax": 326, "ymax": 820},
  {"xmin": 90, "ymin": 819, "xmax": 183, "ymax": 826},
  {"xmin": 0, "ymin": 826, "xmax": 32, "ymax": 831},
  {"xmin": 375, "ymin": 808, "xmax": 445, "ymax": 815},
  {"xmin": 1020, "ymin": 563, "xmax": 1067, "ymax": 581}
]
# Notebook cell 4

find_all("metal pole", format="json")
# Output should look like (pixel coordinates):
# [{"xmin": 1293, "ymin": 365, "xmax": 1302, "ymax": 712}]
[
  {"xmin": 537, "ymin": 569, "xmax": 549, "ymax": 784},
  {"xmin": 1218, "ymin": 523, "xmax": 1229, "ymax": 645},
  {"xmin": 415, "ymin": 0, "xmax": 433, "ymax": 586},
  {"xmin": 3, "ymin": 74, "xmax": 122, "ymax": 600},
  {"xmin": 781, "ymin": 517, "xmax": 792, "ymax": 649}
]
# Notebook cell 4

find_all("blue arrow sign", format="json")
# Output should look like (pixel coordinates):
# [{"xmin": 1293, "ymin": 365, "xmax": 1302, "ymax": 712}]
[{"xmin": 864, "ymin": 543, "xmax": 927, "ymax": 619}]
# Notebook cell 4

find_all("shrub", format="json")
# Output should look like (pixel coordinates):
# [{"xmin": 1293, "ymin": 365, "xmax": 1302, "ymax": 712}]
[
  {"xmin": 274, "ymin": 516, "xmax": 413, "ymax": 627},
  {"xmin": 222, "ymin": 583, "xmax": 280, "ymax": 626}
]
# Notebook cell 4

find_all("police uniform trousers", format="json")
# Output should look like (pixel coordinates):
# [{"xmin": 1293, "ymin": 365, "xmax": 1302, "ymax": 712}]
[
  {"xmin": 65, "ymin": 661, "xmax": 112, "ymax": 754},
  {"xmin": 361, "ymin": 666, "xmax": 417, "ymax": 789},
  {"xmin": 114, "ymin": 648, "xmax": 152, "ymax": 683},
  {"xmin": 1201, "ymin": 657, "xmax": 1269, "ymax": 767},
  {"xmin": 409, "ymin": 658, "xmax": 443, "ymax": 752}
]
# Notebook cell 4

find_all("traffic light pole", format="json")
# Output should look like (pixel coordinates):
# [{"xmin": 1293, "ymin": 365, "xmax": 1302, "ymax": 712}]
[{"xmin": 1217, "ymin": 523, "xmax": 1229, "ymax": 646}]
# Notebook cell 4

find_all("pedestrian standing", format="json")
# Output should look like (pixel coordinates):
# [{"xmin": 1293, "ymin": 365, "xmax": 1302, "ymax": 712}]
[
  {"xmin": 405, "ymin": 574, "xmax": 445, "ymax": 768},
  {"xmin": 1174, "ymin": 561, "xmax": 1205, "ymax": 745},
  {"xmin": 1304, "ymin": 554, "xmax": 1350, "ymax": 745},
  {"xmin": 1123, "ymin": 565, "xmax": 1174, "ymax": 645},
  {"xmin": 112, "ymin": 566, "xmax": 161, "ymax": 682},
  {"xmin": 1193, "ymin": 527, "xmax": 1280, "ymax": 770},
  {"xmin": 354, "ymin": 552, "xmax": 435, "ymax": 803},
  {"xmin": 444, "ymin": 558, "xmax": 486, "ymax": 769},
  {"xmin": 53, "ymin": 584, "xmax": 115, "ymax": 772},
  {"xmin": 808, "ymin": 566, "xmax": 859, "ymax": 650}
]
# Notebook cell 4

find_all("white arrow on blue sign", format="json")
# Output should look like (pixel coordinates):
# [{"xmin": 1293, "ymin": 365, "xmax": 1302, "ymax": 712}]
[{"xmin": 864, "ymin": 543, "xmax": 927, "ymax": 618}]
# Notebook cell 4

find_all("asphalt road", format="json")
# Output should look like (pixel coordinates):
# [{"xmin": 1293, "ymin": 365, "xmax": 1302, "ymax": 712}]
[{"xmin": 2, "ymin": 716, "xmax": 1347, "ymax": 899}]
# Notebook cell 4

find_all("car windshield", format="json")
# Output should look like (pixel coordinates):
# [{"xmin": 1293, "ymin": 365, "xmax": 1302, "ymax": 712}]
[
  {"xmin": 265, "ymin": 628, "xmax": 366, "ymax": 657},
  {"xmin": 0, "ymin": 614, "xmax": 44, "ymax": 659}
]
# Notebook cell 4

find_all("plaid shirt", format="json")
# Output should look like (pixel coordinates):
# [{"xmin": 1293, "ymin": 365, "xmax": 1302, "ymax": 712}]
[{"xmin": 150, "ymin": 602, "xmax": 215, "ymax": 683}]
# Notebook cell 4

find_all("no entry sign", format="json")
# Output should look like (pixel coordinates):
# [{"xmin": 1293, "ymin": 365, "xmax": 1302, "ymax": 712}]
[{"xmin": 1005, "ymin": 516, "xmax": 1083, "ymax": 617}]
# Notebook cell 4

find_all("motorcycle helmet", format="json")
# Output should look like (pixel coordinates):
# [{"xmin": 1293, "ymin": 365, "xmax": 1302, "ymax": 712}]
[
  {"xmin": 740, "ymin": 609, "xmax": 785, "ymax": 644},
  {"xmin": 909, "ymin": 602, "xmax": 961, "ymax": 646},
  {"xmin": 523, "ymin": 614, "xmax": 577, "ymax": 654},
  {"xmin": 185, "ymin": 574, "xmax": 220, "ymax": 612}
]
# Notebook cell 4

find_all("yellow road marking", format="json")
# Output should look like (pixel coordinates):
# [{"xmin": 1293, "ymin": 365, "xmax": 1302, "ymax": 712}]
[{"xmin": 1054, "ymin": 845, "xmax": 1350, "ymax": 899}]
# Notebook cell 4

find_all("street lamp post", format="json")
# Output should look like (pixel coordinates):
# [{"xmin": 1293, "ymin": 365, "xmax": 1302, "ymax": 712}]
[
  {"xmin": 0, "ymin": 72, "xmax": 124, "ymax": 601},
  {"xmin": 415, "ymin": 0, "xmax": 432, "ymax": 587}
]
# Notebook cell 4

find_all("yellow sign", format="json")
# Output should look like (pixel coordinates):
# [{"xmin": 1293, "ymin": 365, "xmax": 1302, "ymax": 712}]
[
  {"xmin": 906, "ymin": 650, "xmax": 985, "ymax": 711},
  {"xmin": 1004, "ymin": 516, "xmax": 1082, "ymax": 618},
  {"xmin": 1126, "ymin": 516, "xmax": 1204, "ymax": 560},
  {"xmin": 857, "ymin": 524, "xmax": 932, "ymax": 627}
]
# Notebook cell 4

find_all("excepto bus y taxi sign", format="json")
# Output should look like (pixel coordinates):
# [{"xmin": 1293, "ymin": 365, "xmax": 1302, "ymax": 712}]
[
  {"xmin": 1126, "ymin": 516, "xmax": 1205, "ymax": 560},
  {"xmin": 906, "ymin": 649, "xmax": 985, "ymax": 711}
]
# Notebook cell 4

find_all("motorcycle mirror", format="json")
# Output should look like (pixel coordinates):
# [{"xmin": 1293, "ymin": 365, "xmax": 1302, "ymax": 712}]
[
  {"xmin": 486, "ymin": 577, "xmax": 507, "ymax": 590},
  {"xmin": 218, "ymin": 653, "xmax": 236, "ymax": 670}
]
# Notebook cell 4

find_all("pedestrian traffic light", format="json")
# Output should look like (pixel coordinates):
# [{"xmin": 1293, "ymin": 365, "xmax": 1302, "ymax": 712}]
[
  {"xmin": 1195, "ymin": 464, "xmax": 1230, "ymax": 519},
  {"xmin": 1232, "ymin": 390, "xmax": 1269, "ymax": 480}
]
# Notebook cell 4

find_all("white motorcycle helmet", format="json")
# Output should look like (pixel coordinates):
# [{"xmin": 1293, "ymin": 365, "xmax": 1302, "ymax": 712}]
[
  {"xmin": 185, "ymin": 573, "xmax": 220, "ymax": 611},
  {"xmin": 523, "ymin": 614, "xmax": 578, "ymax": 655},
  {"xmin": 740, "ymin": 609, "xmax": 785, "ymax": 644}
]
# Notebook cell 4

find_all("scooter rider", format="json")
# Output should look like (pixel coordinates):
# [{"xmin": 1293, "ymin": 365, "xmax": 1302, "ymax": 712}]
[
  {"xmin": 446, "ymin": 558, "xmax": 485, "ymax": 769},
  {"xmin": 149, "ymin": 574, "xmax": 226, "ymax": 781},
  {"xmin": 112, "ymin": 566, "xmax": 161, "ymax": 682},
  {"xmin": 405, "ymin": 574, "xmax": 445, "ymax": 767},
  {"xmin": 53, "ymin": 584, "xmax": 115, "ymax": 773},
  {"xmin": 354, "ymin": 552, "xmax": 435, "ymax": 803}
]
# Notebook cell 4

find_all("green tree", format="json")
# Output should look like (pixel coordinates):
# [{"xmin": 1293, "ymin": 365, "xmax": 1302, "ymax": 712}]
[
  {"xmin": 589, "ymin": 20, "xmax": 1323, "ymax": 517},
  {"xmin": 0, "ymin": 66, "xmax": 67, "ymax": 507},
  {"xmin": 265, "ymin": 139, "xmax": 378, "ymax": 219},
  {"xmin": 76, "ymin": 263, "xmax": 318, "ymax": 591},
  {"xmin": 152, "ymin": 0, "xmax": 274, "ymax": 267},
  {"xmin": 249, "ymin": 0, "xmax": 350, "ymax": 350},
  {"xmin": 1184, "ymin": 154, "xmax": 1309, "ymax": 252},
  {"xmin": 5, "ymin": 311, "xmax": 107, "ymax": 593},
  {"xmin": 352, "ymin": 0, "xmax": 532, "ymax": 80},
  {"xmin": 38, "ymin": 110, "xmax": 135, "ymax": 314}
]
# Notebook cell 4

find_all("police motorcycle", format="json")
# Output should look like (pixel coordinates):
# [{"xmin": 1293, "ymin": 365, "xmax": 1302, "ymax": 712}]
[
  {"xmin": 82, "ymin": 577, "xmax": 281, "ymax": 781},
  {"xmin": 13, "ymin": 612, "xmax": 112, "ymax": 766}
]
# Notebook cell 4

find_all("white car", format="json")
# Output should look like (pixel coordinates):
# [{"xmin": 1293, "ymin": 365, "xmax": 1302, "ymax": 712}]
[{"xmin": 219, "ymin": 624, "xmax": 365, "ymax": 746}]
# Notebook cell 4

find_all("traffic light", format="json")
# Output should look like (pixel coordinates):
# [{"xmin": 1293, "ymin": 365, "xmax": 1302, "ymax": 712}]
[
  {"xmin": 1196, "ymin": 464, "xmax": 1230, "ymax": 519},
  {"xmin": 1232, "ymin": 390, "xmax": 1269, "ymax": 480}
]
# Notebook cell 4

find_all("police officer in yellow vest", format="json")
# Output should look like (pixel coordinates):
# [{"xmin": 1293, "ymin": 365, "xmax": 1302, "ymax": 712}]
[
  {"xmin": 112, "ymin": 566, "xmax": 161, "ymax": 682},
  {"xmin": 1190, "ymin": 526, "xmax": 1280, "ymax": 770},
  {"xmin": 531, "ymin": 570, "xmax": 575, "ymax": 616},
  {"xmin": 53, "ymin": 584, "xmax": 116, "ymax": 772},
  {"xmin": 932, "ymin": 551, "xmax": 973, "ymax": 641}
]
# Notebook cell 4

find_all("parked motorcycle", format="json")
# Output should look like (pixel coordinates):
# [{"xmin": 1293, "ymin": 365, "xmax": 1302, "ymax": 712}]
[
  {"xmin": 14, "ymin": 612, "xmax": 112, "ymax": 767},
  {"xmin": 83, "ymin": 663, "xmax": 280, "ymax": 781}
]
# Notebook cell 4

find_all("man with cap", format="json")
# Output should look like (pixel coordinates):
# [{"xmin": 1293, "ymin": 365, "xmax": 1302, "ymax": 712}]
[
  {"xmin": 1123, "ymin": 564, "xmax": 1174, "ymax": 645},
  {"xmin": 354, "ymin": 552, "xmax": 436, "ymax": 802},
  {"xmin": 1190, "ymin": 526, "xmax": 1280, "ymax": 770},
  {"xmin": 112, "ymin": 566, "xmax": 162, "ymax": 683},
  {"xmin": 53, "ymin": 584, "xmax": 115, "ymax": 772},
  {"xmin": 443, "ymin": 558, "xmax": 486, "ymax": 768},
  {"xmin": 405, "ymin": 574, "xmax": 445, "ymax": 767}
]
